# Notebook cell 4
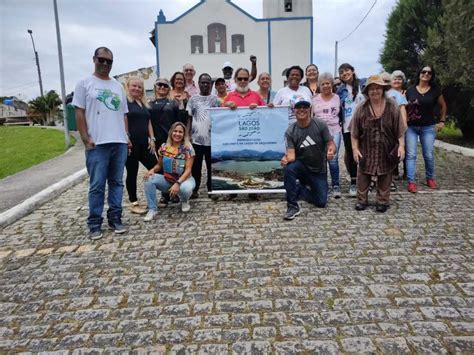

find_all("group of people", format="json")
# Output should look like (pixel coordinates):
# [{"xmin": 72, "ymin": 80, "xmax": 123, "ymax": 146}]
[{"xmin": 73, "ymin": 47, "xmax": 447, "ymax": 239}]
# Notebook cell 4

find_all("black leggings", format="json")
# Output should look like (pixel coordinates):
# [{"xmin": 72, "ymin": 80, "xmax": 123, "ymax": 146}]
[
  {"xmin": 192, "ymin": 144, "xmax": 211, "ymax": 193},
  {"xmin": 125, "ymin": 142, "xmax": 157, "ymax": 202},
  {"xmin": 343, "ymin": 132, "xmax": 358, "ymax": 183}
]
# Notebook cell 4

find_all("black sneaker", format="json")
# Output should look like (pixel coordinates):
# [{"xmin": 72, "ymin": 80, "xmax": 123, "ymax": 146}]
[
  {"xmin": 157, "ymin": 196, "xmax": 169, "ymax": 208},
  {"xmin": 108, "ymin": 220, "xmax": 127, "ymax": 234},
  {"xmin": 190, "ymin": 191, "xmax": 199, "ymax": 199},
  {"xmin": 88, "ymin": 229, "xmax": 103, "ymax": 241},
  {"xmin": 283, "ymin": 205, "xmax": 301, "ymax": 220},
  {"xmin": 376, "ymin": 204, "xmax": 389, "ymax": 213}
]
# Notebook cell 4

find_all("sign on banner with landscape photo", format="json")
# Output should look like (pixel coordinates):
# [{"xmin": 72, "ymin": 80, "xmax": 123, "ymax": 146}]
[{"xmin": 209, "ymin": 106, "xmax": 288, "ymax": 194}]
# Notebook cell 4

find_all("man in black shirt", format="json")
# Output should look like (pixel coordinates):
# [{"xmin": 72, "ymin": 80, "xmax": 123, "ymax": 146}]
[{"xmin": 281, "ymin": 99, "xmax": 336, "ymax": 220}]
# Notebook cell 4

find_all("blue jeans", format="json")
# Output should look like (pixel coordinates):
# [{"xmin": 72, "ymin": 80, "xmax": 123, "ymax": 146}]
[
  {"xmin": 405, "ymin": 125, "xmax": 436, "ymax": 183},
  {"xmin": 328, "ymin": 131, "xmax": 342, "ymax": 187},
  {"xmin": 284, "ymin": 160, "xmax": 328, "ymax": 208},
  {"xmin": 144, "ymin": 174, "xmax": 196, "ymax": 211},
  {"xmin": 85, "ymin": 143, "xmax": 128, "ymax": 231}
]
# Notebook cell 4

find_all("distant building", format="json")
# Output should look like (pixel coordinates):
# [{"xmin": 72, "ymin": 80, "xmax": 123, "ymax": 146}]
[
  {"xmin": 0, "ymin": 97, "xmax": 27, "ymax": 119},
  {"xmin": 114, "ymin": 66, "xmax": 157, "ymax": 99},
  {"xmin": 150, "ymin": 0, "xmax": 313, "ymax": 87}
]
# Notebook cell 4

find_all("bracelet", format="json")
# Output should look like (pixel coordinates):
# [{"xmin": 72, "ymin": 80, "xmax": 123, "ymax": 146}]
[
  {"xmin": 176, "ymin": 181, "xmax": 182, "ymax": 185},
  {"xmin": 149, "ymin": 137, "xmax": 156, "ymax": 142}
]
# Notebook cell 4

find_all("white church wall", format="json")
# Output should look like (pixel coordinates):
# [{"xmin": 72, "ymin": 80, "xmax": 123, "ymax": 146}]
[{"xmin": 157, "ymin": 1, "xmax": 268, "ymax": 82}]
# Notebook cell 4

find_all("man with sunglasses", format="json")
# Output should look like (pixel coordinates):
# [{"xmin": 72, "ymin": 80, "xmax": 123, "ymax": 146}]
[{"xmin": 73, "ymin": 47, "xmax": 130, "ymax": 240}]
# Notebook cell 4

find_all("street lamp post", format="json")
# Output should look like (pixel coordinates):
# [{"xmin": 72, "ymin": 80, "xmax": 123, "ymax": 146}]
[{"xmin": 27, "ymin": 29, "xmax": 44, "ymax": 97}]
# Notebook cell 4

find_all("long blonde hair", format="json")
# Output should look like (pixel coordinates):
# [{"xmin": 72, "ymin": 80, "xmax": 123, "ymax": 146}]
[
  {"xmin": 166, "ymin": 121, "xmax": 191, "ymax": 147},
  {"xmin": 125, "ymin": 76, "xmax": 147, "ymax": 107}
]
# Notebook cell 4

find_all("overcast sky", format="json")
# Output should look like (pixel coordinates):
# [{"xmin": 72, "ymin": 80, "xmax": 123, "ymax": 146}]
[{"xmin": 0, "ymin": 0, "xmax": 396, "ymax": 101}]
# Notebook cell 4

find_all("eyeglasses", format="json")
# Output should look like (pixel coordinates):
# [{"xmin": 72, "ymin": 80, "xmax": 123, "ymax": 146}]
[
  {"xmin": 156, "ymin": 83, "xmax": 169, "ymax": 89},
  {"xmin": 96, "ymin": 57, "xmax": 113, "ymax": 65},
  {"xmin": 421, "ymin": 70, "xmax": 432, "ymax": 75},
  {"xmin": 236, "ymin": 77, "xmax": 249, "ymax": 82},
  {"xmin": 184, "ymin": 69, "xmax": 194, "ymax": 72}
]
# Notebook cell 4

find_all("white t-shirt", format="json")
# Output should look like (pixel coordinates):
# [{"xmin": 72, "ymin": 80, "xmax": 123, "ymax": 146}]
[
  {"xmin": 273, "ymin": 85, "xmax": 313, "ymax": 121},
  {"xmin": 72, "ymin": 75, "xmax": 128, "ymax": 145},
  {"xmin": 342, "ymin": 84, "xmax": 365, "ymax": 132}
]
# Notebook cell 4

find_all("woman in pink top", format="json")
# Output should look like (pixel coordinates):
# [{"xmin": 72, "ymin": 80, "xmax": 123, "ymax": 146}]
[{"xmin": 312, "ymin": 72, "xmax": 341, "ymax": 198}]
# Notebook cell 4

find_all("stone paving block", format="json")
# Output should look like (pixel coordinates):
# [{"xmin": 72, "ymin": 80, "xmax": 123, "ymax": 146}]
[
  {"xmin": 458, "ymin": 282, "xmax": 474, "ymax": 296},
  {"xmin": 122, "ymin": 331, "xmax": 154, "ymax": 346},
  {"xmin": 378, "ymin": 323, "xmax": 410, "ymax": 335},
  {"xmin": 444, "ymin": 336, "xmax": 474, "ymax": 353},
  {"xmin": 56, "ymin": 245, "xmax": 78, "ymax": 253},
  {"xmin": 320, "ymin": 311, "xmax": 351, "ymax": 325},
  {"xmin": 406, "ymin": 336, "xmax": 448, "ymax": 354},
  {"xmin": 36, "ymin": 248, "xmax": 55, "ymax": 255},
  {"xmin": 340, "ymin": 324, "xmax": 382, "ymax": 337},
  {"xmin": 222, "ymin": 328, "xmax": 251, "ymax": 342},
  {"xmin": 420, "ymin": 306, "xmax": 461, "ymax": 319},
  {"xmin": 451, "ymin": 322, "xmax": 474, "ymax": 334},
  {"xmin": 386, "ymin": 308, "xmax": 424, "ymax": 321},
  {"xmin": 232, "ymin": 341, "xmax": 272, "ymax": 354},
  {"xmin": 74, "ymin": 309, "xmax": 110, "ymax": 321},
  {"xmin": 91, "ymin": 333, "xmax": 123, "ymax": 347},
  {"xmin": 435, "ymin": 296, "xmax": 467, "ymax": 307},
  {"xmin": 341, "ymin": 337, "xmax": 377, "ymax": 353},
  {"xmin": 170, "ymin": 344, "xmax": 198, "ymax": 354},
  {"xmin": 15, "ymin": 248, "xmax": 36, "ymax": 258},
  {"xmin": 410, "ymin": 321, "xmax": 451, "ymax": 336},
  {"xmin": 193, "ymin": 328, "xmax": 222, "ymax": 342},
  {"xmin": 57, "ymin": 334, "xmax": 90, "ymax": 348},
  {"xmin": 374, "ymin": 337, "xmax": 410, "ymax": 354},
  {"xmin": 395, "ymin": 297, "xmax": 434, "ymax": 306},
  {"xmin": 198, "ymin": 344, "xmax": 229, "ymax": 354},
  {"xmin": 280, "ymin": 325, "xmax": 308, "ymax": 339},
  {"xmin": 76, "ymin": 244, "xmax": 97, "ymax": 253},
  {"xmin": 156, "ymin": 330, "xmax": 189, "ymax": 344},
  {"xmin": 253, "ymin": 326, "xmax": 277, "ymax": 339},
  {"xmin": 458, "ymin": 307, "xmax": 474, "ymax": 320},
  {"xmin": 287, "ymin": 312, "xmax": 320, "ymax": 326},
  {"xmin": 18, "ymin": 325, "xmax": 50, "ymax": 338},
  {"xmin": 117, "ymin": 319, "xmax": 149, "ymax": 332},
  {"xmin": 300, "ymin": 340, "xmax": 340, "ymax": 354}
]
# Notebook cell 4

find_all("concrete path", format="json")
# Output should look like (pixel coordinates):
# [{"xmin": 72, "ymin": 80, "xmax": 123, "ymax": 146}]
[{"xmin": 0, "ymin": 144, "xmax": 473, "ymax": 353}]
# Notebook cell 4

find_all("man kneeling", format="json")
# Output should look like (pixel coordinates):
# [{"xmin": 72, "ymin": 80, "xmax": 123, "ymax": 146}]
[{"xmin": 281, "ymin": 99, "xmax": 336, "ymax": 220}]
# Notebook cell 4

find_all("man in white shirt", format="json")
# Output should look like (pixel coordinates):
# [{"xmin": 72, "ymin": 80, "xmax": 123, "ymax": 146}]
[{"xmin": 72, "ymin": 47, "xmax": 129, "ymax": 240}]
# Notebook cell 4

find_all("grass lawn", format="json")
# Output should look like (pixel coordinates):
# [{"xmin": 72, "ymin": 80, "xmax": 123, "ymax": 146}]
[
  {"xmin": 437, "ymin": 121, "xmax": 474, "ymax": 149},
  {"xmin": 0, "ymin": 126, "xmax": 75, "ymax": 179}
]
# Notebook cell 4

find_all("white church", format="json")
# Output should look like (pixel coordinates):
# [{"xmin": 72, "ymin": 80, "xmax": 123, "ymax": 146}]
[{"xmin": 116, "ymin": 0, "xmax": 313, "ymax": 94}]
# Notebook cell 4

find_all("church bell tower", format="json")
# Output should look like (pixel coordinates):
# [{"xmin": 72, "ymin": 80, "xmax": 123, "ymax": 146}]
[{"xmin": 263, "ymin": 0, "xmax": 313, "ymax": 18}]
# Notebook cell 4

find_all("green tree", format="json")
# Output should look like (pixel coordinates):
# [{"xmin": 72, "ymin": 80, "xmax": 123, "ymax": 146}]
[
  {"xmin": 424, "ymin": 0, "xmax": 474, "ymax": 139},
  {"xmin": 28, "ymin": 90, "xmax": 62, "ymax": 126},
  {"xmin": 380, "ymin": 0, "xmax": 443, "ymax": 82}
]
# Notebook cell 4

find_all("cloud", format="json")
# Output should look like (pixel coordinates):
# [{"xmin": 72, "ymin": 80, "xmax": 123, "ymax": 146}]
[{"xmin": 0, "ymin": 0, "xmax": 396, "ymax": 100}]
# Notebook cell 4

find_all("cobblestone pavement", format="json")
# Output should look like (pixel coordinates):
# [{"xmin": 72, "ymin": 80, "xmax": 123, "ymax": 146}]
[{"xmin": 1, "ymin": 148, "xmax": 473, "ymax": 353}]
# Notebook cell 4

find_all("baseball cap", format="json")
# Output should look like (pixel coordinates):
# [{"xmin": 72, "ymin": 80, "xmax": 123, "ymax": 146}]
[
  {"xmin": 222, "ymin": 61, "xmax": 233, "ymax": 70},
  {"xmin": 293, "ymin": 98, "xmax": 311, "ymax": 108}
]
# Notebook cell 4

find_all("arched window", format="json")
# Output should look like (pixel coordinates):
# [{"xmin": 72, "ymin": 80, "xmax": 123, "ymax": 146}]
[
  {"xmin": 231, "ymin": 34, "xmax": 245, "ymax": 53},
  {"xmin": 191, "ymin": 35, "xmax": 203, "ymax": 54},
  {"xmin": 207, "ymin": 23, "xmax": 227, "ymax": 53}
]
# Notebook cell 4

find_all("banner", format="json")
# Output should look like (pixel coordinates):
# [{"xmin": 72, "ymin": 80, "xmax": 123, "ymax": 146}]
[{"xmin": 210, "ymin": 106, "xmax": 288, "ymax": 194}]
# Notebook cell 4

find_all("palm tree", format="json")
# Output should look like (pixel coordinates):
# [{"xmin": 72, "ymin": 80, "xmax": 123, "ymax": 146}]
[{"xmin": 28, "ymin": 90, "xmax": 62, "ymax": 125}]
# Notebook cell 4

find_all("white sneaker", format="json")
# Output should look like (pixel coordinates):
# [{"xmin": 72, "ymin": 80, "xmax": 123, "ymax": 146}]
[
  {"xmin": 143, "ymin": 210, "xmax": 157, "ymax": 222},
  {"xmin": 349, "ymin": 184, "xmax": 357, "ymax": 197},
  {"xmin": 181, "ymin": 201, "xmax": 191, "ymax": 212}
]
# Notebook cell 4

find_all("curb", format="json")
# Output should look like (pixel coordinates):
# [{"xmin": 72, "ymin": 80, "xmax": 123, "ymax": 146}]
[
  {"xmin": 0, "ymin": 168, "xmax": 87, "ymax": 229},
  {"xmin": 435, "ymin": 139, "xmax": 474, "ymax": 157}
]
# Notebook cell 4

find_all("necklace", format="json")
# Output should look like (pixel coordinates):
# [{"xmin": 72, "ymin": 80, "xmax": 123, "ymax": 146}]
[
  {"xmin": 369, "ymin": 100, "xmax": 385, "ymax": 118},
  {"xmin": 417, "ymin": 85, "xmax": 430, "ymax": 96}
]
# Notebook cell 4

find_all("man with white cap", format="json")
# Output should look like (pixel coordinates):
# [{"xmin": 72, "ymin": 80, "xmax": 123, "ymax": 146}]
[
  {"xmin": 280, "ymin": 98, "xmax": 336, "ymax": 220},
  {"xmin": 213, "ymin": 55, "xmax": 257, "ymax": 95}
]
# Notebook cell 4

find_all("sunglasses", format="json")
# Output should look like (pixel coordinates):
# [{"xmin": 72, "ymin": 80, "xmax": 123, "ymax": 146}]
[
  {"xmin": 421, "ymin": 70, "xmax": 432, "ymax": 75},
  {"xmin": 96, "ymin": 57, "xmax": 113, "ymax": 65},
  {"xmin": 156, "ymin": 83, "xmax": 169, "ymax": 89},
  {"xmin": 236, "ymin": 77, "xmax": 249, "ymax": 82}
]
